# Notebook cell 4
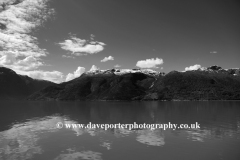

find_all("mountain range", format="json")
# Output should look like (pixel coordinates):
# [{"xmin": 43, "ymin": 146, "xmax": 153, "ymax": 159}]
[
  {"xmin": 26, "ymin": 65, "xmax": 240, "ymax": 101},
  {"xmin": 1, "ymin": 66, "xmax": 240, "ymax": 100}
]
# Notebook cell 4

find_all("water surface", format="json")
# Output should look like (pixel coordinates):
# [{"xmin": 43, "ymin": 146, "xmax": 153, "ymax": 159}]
[{"xmin": 0, "ymin": 101, "xmax": 240, "ymax": 160}]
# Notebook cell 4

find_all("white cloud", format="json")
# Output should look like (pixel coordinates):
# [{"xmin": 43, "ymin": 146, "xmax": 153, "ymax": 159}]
[
  {"xmin": 0, "ymin": 52, "xmax": 15, "ymax": 65},
  {"xmin": 0, "ymin": 1, "xmax": 66, "ymax": 84},
  {"xmin": 16, "ymin": 70, "xmax": 64, "ymax": 84},
  {"xmin": 185, "ymin": 64, "xmax": 201, "ymax": 71},
  {"xmin": 66, "ymin": 66, "xmax": 85, "ymax": 81},
  {"xmin": 210, "ymin": 51, "xmax": 217, "ymax": 54},
  {"xmin": 59, "ymin": 35, "xmax": 105, "ymax": 55},
  {"xmin": 0, "ymin": 52, "xmax": 43, "ymax": 70},
  {"xmin": 101, "ymin": 56, "xmax": 114, "ymax": 62},
  {"xmin": 0, "ymin": 0, "xmax": 68, "ymax": 84},
  {"xmin": 28, "ymin": 71, "xmax": 64, "ymax": 83},
  {"xmin": 136, "ymin": 58, "xmax": 163, "ymax": 68},
  {"xmin": 0, "ymin": 0, "xmax": 54, "ymax": 71},
  {"xmin": 114, "ymin": 64, "xmax": 121, "ymax": 68},
  {"xmin": 89, "ymin": 65, "xmax": 99, "ymax": 71},
  {"xmin": 62, "ymin": 55, "xmax": 75, "ymax": 59}
]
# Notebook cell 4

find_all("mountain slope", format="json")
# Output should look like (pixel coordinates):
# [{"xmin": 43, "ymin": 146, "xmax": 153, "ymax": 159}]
[
  {"xmin": 0, "ymin": 67, "xmax": 56, "ymax": 100},
  {"xmin": 28, "ymin": 72, "xmax": 155, "ymax": 100},
  {"xmin": 147, "ymin": 67, "xmax": 240, "ymax": 100}
]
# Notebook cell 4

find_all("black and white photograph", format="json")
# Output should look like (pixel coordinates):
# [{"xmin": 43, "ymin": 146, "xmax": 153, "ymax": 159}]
[{"xmin": 0, "ymin": 0, "xmax": 240, "ymax": 159}]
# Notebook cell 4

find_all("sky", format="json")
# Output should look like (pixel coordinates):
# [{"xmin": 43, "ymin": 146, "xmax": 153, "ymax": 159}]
[{"xmin": 0, "ymin": 0, "xmax": 239, "ymax": 83}]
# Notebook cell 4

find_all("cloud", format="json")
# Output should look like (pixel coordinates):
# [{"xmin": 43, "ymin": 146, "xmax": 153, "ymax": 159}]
[
  {"xmin": 0, "ymin": 0, "xmax": 68, "ymax": 84},
  {"xmin": 0, "ymin": 0, "xmax": 54, "ymax": 71},
  {"xmin": 0, "ymin": 0, "xmax": 66, "ymax": 84},
  {"xmin": 210, "ymin": 51, "xmax": 217, "ymax": 54},
  {"xmin": 101, "ymin": 56, "xmax": 114, "ymax": 62},
  {"xmin": 185, "ymin": 64, "xmax": 201, "ymax": 71},
  {"xmin": 0, "ymin": 52, "xmax": 43, "ymax": 70},
  {"xmin": 58, "ymin": 35, "xmax": 106, "ymax": 55},
  {"xmin": 16, "ymin": 70, "xmax": 64, "ymax": 83},
  {"xmin": 89, "ymin": 65, "xmax": 99, "ymax": 71},
  {"xmin": 114, "ymin": 64, "xmax": 121, "ymax": 68},
  {"xmin": 62, "ymin": 55, "xmax": 75, "ymax": 59},
  {"xmin": 66, "ymin": 66, "xmax": 85, "ymax": 81},
  {"xmin": 136, "ymin": 58, "xmax": 163, "ymax": 68}
]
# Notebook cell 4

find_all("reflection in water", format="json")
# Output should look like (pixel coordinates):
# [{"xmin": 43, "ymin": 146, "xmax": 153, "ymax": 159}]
[
  {"xmin": 113, "ymin": 128, "xmax": 133, "ymax": 138},
  {"xmin": 0, "ymin": 116, "xmax": 63, "ymax": 160},
  {"xmin": 99, "ymin": 140, "xmax": 112, "ymax": 150},
  {"xmin": 65, "ymin": 120, "xmax": 165, "ymax": 147},
  {"xmin": 238, "ymin": 120, "xmax": 240, "ymax": 139},
  {"xmin": 136, "ymin": 129, "xmax": 165, "ymax": 146},
  {"xmin": 186, "ymin": 129, "xmax": 211, "ymax": 142},
  {"xmin": 0, "ymin": 101, "xmax": 240, "ymax": 160},
  {"xmin": 66, "ymin": 121, "xmax": 165, "ymax": 147},
  {"xmin": 54, "ymin": 150, "xmax": 102, "ymax": 160}
]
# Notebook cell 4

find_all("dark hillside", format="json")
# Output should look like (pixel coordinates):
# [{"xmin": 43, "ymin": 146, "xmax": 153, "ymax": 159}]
[
  {"xmin": 28, "ymin": 73, "xmax": 155, "ymax": 101},
  {"xmin": 148, "ymin": 70, "xmax": 240, "ymax": 100},
  {"xmin": 0, "ymin": 67, "xmax": 56, "ymax": 100}
]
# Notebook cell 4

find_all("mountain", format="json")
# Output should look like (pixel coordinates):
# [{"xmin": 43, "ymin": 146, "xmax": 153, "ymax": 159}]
[
  {"xmin": 146, "ymin": 67, "xmax": 240, "ymax": 100},
  {"xmin": 0, "ymin": 67, "xmax": 56, "ymax": 100},
  {"xmin": 28, "ymin": 71, "xmax": 155, "ymax": 101},
  {"xmin": 28, "ymin": 65, "xmax": 240, "ymax": 101}
]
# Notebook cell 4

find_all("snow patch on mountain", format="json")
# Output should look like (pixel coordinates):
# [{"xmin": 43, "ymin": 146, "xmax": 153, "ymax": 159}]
[{"xmin": 86, "ymin": 68, "xmax": 164, "ymax": 76}]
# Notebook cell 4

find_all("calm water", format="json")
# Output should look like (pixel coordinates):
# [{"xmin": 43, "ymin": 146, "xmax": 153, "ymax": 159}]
[{"xmin": 0, "ymin": 101, "xmax": 240, "ymax": 160}]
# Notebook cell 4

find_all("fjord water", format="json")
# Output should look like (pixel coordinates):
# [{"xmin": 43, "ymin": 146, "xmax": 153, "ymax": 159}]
[{"xmin": 0, "ymin": 101, "xmax": 239, "ymax": 160}]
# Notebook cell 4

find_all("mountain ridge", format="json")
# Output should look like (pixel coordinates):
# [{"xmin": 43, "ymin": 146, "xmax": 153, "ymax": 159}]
[{"xmin": 27, "ymin": 65, "xmax": 240, "ymax": 101}]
